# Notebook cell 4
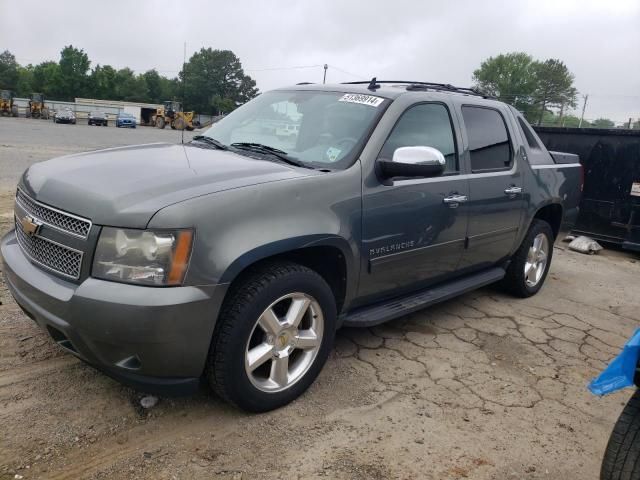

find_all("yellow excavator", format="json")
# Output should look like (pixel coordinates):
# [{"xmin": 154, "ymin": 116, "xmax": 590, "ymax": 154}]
[
  {"xmin": 153, "ymin": 101, "xmax": 196, "ymax": 130},
  {"xmin": 26, "ymin": 93, "xmax": 50, "ymax": 119},
  {"xmin": 0, "ymin": 90, "xmax": 19, "ymax": 117}
]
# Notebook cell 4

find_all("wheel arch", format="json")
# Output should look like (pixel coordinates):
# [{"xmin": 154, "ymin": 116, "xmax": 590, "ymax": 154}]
[
  {"xmin": 532, "ymin": 202, "xmax": 563, "ymax": 239},
  {"xmin": 218, "ymin": 235, "xmax": 357, "ymax": 315}
]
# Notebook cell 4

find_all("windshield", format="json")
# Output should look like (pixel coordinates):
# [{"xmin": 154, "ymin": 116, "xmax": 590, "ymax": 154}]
[{"xmin": 201, "ymin": 90, "xmax": 387, "ymax": 169}]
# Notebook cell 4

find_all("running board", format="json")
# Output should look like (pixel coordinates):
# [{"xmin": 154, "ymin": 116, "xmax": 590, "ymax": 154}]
[{"xmin": 341, "ymin": 267, "xmax": 505, "ymax": 328}]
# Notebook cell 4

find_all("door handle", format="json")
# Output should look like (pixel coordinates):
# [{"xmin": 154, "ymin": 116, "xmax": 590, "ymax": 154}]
[
  {"xmin": 504, "ymin": 186, "xmax": 523, "ymax": 196},
  {"xmin": 443, "ymin": 194, "xmax": 468, "ymax": 208}
]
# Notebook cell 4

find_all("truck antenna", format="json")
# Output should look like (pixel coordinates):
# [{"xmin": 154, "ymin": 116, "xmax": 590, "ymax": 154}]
[{"xmin": 181, "ymin": 41, "xmax": 187, "ymax": 145}]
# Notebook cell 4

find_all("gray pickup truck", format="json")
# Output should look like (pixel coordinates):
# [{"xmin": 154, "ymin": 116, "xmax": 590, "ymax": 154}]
[{"xmin": 1, "ymin": 80, "xmax": 582, "ymax": 411}]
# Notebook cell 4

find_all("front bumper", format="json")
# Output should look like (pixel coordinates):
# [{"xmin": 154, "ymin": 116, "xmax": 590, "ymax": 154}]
[{"xmin": 1, "ymin": 229, "xmax": 227, "ymax": 396}]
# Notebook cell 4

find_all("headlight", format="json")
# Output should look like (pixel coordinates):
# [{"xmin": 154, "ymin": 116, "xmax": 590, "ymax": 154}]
[{"xmin": 92, "ymin": 227, "xmax": 193, "ymax": 286}]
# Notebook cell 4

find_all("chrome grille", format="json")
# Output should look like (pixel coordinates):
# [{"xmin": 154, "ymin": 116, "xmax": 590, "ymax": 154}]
[
  {"xmin": 15, "ymin": 217, "xmax": 83, "ymax": 279},
  {"xmin": 16, "ymin": 189, "xmax": 92, "ymax": 238}
]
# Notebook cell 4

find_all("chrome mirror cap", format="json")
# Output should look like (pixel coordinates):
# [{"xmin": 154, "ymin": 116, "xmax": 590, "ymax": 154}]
[{"xmin": 392, "ymin": 146, "xmax": 446, "ymax": 166}]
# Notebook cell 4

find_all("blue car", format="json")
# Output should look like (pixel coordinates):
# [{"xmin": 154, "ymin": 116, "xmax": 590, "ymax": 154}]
[{"xmin": 115, "ymin": 113, "xmax": 136, "ymax": 128}]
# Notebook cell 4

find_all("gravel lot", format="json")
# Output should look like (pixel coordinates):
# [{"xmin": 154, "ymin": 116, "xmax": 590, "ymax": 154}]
[{"xmin": 1, "ymin": 117, "xmax": 639, "ymax": 479}]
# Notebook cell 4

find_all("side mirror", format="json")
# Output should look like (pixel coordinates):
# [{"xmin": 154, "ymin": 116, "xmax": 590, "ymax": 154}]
[{"xmin": 378, "ymin": 146, "xmax": 446, "ymax": 179}]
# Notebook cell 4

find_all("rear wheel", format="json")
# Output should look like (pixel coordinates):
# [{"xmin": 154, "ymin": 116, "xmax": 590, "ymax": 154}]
[
  {"xmin": 156, "ymin": 117, "xmax": 165, "ymax": 129},
  {"xmin": 207, "ymin": 262, "xmax": 336, "ymax": 412},
  {"xmin": 500, "ymin": 219, "xmax": 554, "ymax": 297},
  {"xmin": 601, "ymin": 389, "xmax": 640, "ymax": 480}
]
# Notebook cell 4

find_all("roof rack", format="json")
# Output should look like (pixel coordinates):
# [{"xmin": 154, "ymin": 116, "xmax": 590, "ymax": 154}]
[{"xmin": 341, "ymin": 78, "xmax": 494, "ymax": 99}]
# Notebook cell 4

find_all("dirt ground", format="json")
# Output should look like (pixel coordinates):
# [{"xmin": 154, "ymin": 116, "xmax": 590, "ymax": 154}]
[{"xmin": 1, "ymin": 119, "xmax": 639, "ymax": 479}]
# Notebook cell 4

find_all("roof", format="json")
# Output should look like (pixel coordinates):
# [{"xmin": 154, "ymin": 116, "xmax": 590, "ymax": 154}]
[{"xmin": 277, "ymin": 80, "xmax": 495, "ymax": 102}]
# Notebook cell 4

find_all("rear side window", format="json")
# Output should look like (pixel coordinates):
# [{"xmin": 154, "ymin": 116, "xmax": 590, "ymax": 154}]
[
  {"xmin": 462, "ymin": 106, "xmax": 512, "ymax": 172},
  {"xmin": 517, "ymin": 117, "xmax": 541, "ymax": 150},
  {"xmin": 379, "ymin": 103, "xmax": 458, "ymax": 173}
]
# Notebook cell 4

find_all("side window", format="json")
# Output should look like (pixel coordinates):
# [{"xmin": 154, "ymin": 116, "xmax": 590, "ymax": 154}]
[
  {"xmin": 462, "ymin": 106, "xmax": 512, "ymax": 172},
  {"xmin": 380, "ymin": 103, "xmax": 458, "ymax": 173},
  {"xmin": 517, "ymin": 116, "xmax": 541, "ymax": 150}
]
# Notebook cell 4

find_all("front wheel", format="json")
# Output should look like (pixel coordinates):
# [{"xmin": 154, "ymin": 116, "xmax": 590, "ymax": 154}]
[
  {"xmin": 601, "ymin": 389, "xmax": 640, "ymax": 480},
  {"xmin": 207, "ymin": 262, "xmax": 336, "ymax": 412},
  {"xmin": 500, "ymin": 219, "xmax": 554, "ymax": 297}
]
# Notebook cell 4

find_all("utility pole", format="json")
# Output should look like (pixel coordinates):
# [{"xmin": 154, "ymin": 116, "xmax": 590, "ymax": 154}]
[
  {"xmin": 323, "ymin": 64, "xmax": 328, "ymax": 84},
  {"xmin": 578, "ymin": 94, "xmax": 589, "ymax": 128}
]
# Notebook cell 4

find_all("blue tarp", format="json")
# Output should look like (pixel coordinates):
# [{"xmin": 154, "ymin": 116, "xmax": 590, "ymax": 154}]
[{"xmin": 589, "ymin": 328, "xmax": 640, "ymax": 396}]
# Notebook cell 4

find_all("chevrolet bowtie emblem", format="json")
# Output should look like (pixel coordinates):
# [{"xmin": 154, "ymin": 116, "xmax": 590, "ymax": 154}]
[{"xmin": 20, "ymin": 215, "xmax": 42, "ymax": 237}]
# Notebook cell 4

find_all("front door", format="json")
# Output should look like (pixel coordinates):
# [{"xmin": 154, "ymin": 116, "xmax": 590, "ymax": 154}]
[
  {"xmin": 457, "ymin": 105, "xmax": 524, "ymax": 270},
  {"xmin": 358, "ymin": 102, "xmax": 469, "ymax": 303}
]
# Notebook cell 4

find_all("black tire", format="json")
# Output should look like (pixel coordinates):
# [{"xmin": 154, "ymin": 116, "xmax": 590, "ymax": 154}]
[
  {"xmin": 500, "ymin": 219, "xmax": 554, "ymax": 298},
  {"xmin": 207, "ymin": 261, "xmax": 336, "ymax": 412},
  {"xmin": 601, "ymin": 389, "xmax": 640, "ymax": 480}
]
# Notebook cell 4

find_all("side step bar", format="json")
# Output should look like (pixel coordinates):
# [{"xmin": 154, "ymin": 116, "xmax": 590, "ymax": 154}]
[{"xmin": 341, "ymin": 267, "xmax": 505, "ymax": 328}]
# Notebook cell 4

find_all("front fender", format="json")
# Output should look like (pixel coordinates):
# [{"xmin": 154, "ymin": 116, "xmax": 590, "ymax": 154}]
[{"xmin": 219, "ymin": 234, "xmax": 356, "ymax": 284}]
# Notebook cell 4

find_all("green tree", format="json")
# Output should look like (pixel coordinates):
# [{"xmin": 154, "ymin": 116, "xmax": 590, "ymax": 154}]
[
  {"xmin": 142, "ymin": 69, "xmax": 163, "ymax": 103},
  {"xmin": 560, "ymin": 115, "xmax": 589, "ymax": 128},
  {"xmin": 181, "ymin": 48, "xmax": 258, "ymax": 114},
  {"xmin": 90, "ymin": 65, "xmax": 118, "ymax": 100},
  {"xmin": 473, "ymin": 53, "xmax": 578, "ymax": 125},
  {"xmin": 472, "ymin": 52, "xmax": 538, "ymax": 118},
  {"xmin": 32, "ymin": 61, "xmax": 62, "ymax": 99},
  {"xmin": 114, "ymin": 68, "xmax": 147, "ymax": 102},
  {"xmin": 532, "ymin": 59, "xmax": 577, "ymax": 125},
  {"xmin": 15, "ymin": 65, "xmax": 34, "ymax": 97},
  {"xmin": 591, "ymin": 118, "xmax": 615, "ymax": 129},
  {"xmin": 158, "ymin": 76, "xmax": 178, "ymax": 102},
  {"xmin": 0, "ymin": 50, "xmax": 20, "ymax": 89},
  {"xmin": 58, "ymin": 45, "xmax": 91, "ymax": 100}
]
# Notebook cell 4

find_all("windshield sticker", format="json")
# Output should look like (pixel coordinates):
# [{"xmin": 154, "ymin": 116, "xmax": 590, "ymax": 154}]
[
  {"xmin": 338, "ymin": 94, "xmax": 384, "ymax": 107},
  {"xmin": 326, "ymin": 147, "xmax": 342, "ymax": 162}
]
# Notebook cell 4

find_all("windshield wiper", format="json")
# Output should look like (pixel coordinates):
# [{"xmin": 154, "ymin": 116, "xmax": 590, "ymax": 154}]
[
  {"xmin": 191, "ymin": 135, "xmax": 229, "ymax": 150},
  {"xmin": 230, "ymin": 142, "xmax": 311, "ymax": 169}
]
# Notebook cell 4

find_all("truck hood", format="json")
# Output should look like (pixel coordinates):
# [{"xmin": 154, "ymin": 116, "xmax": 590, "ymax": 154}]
[{"xmin": 21, "ymin": 143, "xmax": 314, "ymax": 228}]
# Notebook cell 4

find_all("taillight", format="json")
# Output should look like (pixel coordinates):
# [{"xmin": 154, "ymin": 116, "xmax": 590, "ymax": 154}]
[{"xmin": 579, "ymin": 164, "xmax": 585, "ymax": 192}]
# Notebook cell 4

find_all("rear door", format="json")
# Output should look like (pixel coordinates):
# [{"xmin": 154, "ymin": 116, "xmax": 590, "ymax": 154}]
[
  {"xmin": 457, "ymin": 104, "xmax": 524, "ymax": 270},
  {"xmin": 358, "ymin": 101, "xmax": 469, "ymax": 302}
]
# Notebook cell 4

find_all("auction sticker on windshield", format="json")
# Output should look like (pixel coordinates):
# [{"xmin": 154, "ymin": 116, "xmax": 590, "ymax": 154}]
[{"xmin": 339, "ymin": 94, "xmax": 384, "ymax": 107}]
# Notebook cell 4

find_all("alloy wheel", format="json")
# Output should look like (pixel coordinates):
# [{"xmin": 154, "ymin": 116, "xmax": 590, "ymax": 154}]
[
  {"xmin": 245, "ymin": 292, "xmax": 324, "ymax": 393},
  {"xmin": 524, "ymin": 233, "xmax": 549, "ymax": 287}
]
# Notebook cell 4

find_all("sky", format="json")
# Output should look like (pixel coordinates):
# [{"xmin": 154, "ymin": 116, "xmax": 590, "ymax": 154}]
[{"xmin": 2, "ymin": 0, "xmax": 639, "ymax": 124}]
